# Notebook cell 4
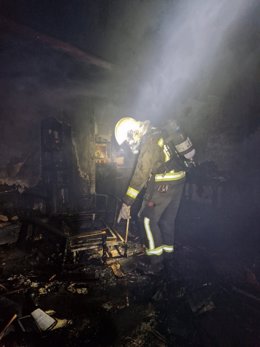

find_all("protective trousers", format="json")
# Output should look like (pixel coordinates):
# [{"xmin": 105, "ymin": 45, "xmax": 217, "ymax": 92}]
[{"xmin": 140, "ymin": 179, "xmax": 185, "ymax": 257}]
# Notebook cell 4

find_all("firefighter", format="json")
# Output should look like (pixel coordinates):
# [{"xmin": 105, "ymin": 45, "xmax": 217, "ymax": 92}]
[{"xmin": 115, "ymin": 116, "xmax": 196, "ymax": 273}]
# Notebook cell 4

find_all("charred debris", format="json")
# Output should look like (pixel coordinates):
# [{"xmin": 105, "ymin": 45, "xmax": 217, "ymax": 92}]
[{"xmin": 0, "ymin": 117, "xmax": 259, "ymax": 347}]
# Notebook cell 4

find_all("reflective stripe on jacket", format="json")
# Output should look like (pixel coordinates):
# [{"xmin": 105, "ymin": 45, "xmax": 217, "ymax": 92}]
[
  {"xmin": 154, "ymin": 170, "xmax": 186, "ymax": 182},
  {"xmin": 126, "ymin": 186, "xmax": 139, "ymax": 200},
  {"xmin": 123, "ymin": 130, "xmax": 185, "ymax": 206}
]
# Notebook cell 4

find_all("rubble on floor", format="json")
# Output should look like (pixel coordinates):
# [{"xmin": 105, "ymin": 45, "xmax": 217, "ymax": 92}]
[{"xmin": 0, "ymin": 209, "xmax": 259, "ymax": 346}]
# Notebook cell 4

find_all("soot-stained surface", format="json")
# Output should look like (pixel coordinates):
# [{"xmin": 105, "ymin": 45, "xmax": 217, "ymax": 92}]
[{"xmin": 0, "ymin": 195, "xmax": 259, "ymax": 347}]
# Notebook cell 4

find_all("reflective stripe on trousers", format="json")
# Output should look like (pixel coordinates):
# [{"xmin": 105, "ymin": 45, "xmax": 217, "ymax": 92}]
[{"xmin": 144, "ymin": 217, "xmax": 174, "ymax": 256}]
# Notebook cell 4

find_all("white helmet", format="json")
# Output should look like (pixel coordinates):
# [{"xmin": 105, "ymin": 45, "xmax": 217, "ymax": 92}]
[
  {"xmin": 114, "ymin": 117, "xmax": 140, "ymax": 145},
  {"xmin": 114, "ymin": 117, "xmax": 149, "ymax": 153}
]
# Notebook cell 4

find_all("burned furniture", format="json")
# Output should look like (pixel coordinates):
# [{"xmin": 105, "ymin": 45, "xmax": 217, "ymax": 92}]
[
  {"xmin": 62, "ymin": 212, "xmax": 124, "ymax": 263},
  {"xmin": 17, "ymin": 211, "xmax": 126, "ymax": 266},
  {"xmin": 41, "ymin": 117, "xmax": 80, "ymax": 214}
]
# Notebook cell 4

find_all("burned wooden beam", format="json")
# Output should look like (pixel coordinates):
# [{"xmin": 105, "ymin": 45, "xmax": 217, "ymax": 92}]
[
  {"xmin": 0, "ymin": 15, "xmax": 112, "ymax": 70},
  {"xmin": 232, "ymin": 286, "xmax": 260, "ymax": 304},
  {"xmin": 0, "ymin": 314, "xmax": 17, "ymax": 341}
]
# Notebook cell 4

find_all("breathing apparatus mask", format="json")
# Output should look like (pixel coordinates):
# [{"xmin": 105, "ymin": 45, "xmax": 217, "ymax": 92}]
[{"xmin": 115, "ymin": 117, "xmax": 150, "ymax": 154}]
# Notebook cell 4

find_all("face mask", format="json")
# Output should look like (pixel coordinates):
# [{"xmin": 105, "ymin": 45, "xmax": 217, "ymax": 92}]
[{"xmin": 127, "ymin": 129, "xmax": 141, "ymax": 154}]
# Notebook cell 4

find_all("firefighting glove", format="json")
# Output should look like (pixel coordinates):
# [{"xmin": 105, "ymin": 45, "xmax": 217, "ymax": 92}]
[{"xmin": 117, "ymin": 203, "xmax": 131, "ymax": 223}]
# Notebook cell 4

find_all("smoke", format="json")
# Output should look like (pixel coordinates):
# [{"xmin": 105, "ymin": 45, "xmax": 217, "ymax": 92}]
[
  {"xmin": 89, "ymin": 0, "xmax": 259, "ymax": 141},
  {"xmin": 131, "ymin": 0, "xmax": 256, "ymax": 121},
  {"xmin": 0, "ymin": 0, "xmax": 259, "ymax": 170}
]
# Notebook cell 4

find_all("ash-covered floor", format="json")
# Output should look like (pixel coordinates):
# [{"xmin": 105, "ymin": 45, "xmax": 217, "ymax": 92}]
[{"xmin": 0, "ymin": 196, "xmax": 259, "ymax": 347}]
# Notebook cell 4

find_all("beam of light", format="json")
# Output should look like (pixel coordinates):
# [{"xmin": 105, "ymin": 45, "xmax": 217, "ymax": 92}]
[{"xmin": 134, "ymin": 0, "xmax": 256, "ymax": 121}]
